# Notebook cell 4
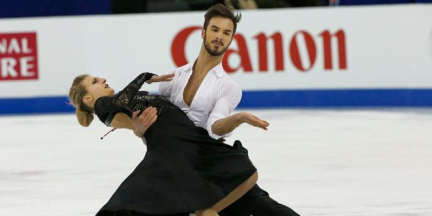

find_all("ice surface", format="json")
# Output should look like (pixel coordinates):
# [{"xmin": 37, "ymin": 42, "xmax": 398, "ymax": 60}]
[{"xmin": 1, "ymin": 109, "xmax": 432, "ymax": 216}]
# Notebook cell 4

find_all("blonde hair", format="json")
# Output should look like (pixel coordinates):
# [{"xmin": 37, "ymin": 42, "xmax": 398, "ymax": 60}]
[{"xmin": 68, "ymin": 75, "xmax": 94, "ymax": 127}]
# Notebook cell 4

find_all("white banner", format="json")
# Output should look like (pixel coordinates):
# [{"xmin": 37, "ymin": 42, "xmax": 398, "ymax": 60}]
[{"xmin": 0, "ymin": 4, "xmax": 432, "ymax": 99}]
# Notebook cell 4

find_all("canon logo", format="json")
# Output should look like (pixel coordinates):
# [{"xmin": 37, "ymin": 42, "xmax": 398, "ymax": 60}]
[{"xmin": 171, "ymin": 26, "xmax": 347, "ymax": 73}]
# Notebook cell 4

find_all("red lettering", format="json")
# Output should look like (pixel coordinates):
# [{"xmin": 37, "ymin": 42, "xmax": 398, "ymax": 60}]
[
  {"xmin": 254, "ymin": 32, "xmax": 284, "ymax": 72},
  {"xmin": 320, "ymin": 30, "xmax": 347, "ymax": 70},
  {"xmin": 289, "ymin": 31, "xmax": 317, "ymax": 72},
  {"xmin": 222, "ymin": 34, "xmax": 253, "ymax": 73},
  {"xmin": 171, "ymin": 26, "xmax": 202, "ymax": 67},
  {"xmin": 171, "ymin": 27, "xmax": 348, "ymax": 74}
]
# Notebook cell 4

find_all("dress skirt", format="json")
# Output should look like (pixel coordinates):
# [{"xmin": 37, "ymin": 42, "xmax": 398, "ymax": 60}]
[{"xmin": 96, "ymin": 99, "xmax": 257, "ymax": 215}]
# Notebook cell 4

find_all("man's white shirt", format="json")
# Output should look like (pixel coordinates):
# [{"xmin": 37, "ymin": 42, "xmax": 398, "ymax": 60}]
[{"xmin": 159, "ymin": 61, "xmax": 242, "ymax": 140}]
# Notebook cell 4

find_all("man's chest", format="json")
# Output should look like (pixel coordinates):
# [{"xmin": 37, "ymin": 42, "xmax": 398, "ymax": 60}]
[
  {"xmin": 171, "ymin": 73, "xmax": 220, "ymax": 111},
  {"xmin": 183, "ymin": 74, "xmax": 207, "ymax": 107}
]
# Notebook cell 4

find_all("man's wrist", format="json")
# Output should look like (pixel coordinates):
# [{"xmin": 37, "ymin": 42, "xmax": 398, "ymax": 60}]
[
  {"xmin": 234, "ymin": 112, "xmax": 245, "ymax": 124},
  {"xmin": 133, "ymin": 128, "xmax": 143, "ymax": 138}
]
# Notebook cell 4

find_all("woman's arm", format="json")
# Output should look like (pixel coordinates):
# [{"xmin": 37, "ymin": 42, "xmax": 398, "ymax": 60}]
[
  {"xmin": 95, "ymin": 72, "xmax": 155, "ymax": 125},
  {"xmin": 110, "ymin": 113, "xmax": 133, "ymax": 130},
  {"xmin": 109, "ymin": 108, "xmax": 158, "ymax": 139},
  {"xmin": 96, "ymin": 72, "xmax": 173, "ymax": 115}
]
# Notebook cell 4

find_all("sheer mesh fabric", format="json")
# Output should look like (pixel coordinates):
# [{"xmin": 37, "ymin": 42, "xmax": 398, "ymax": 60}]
[{"xmin": 94, "ymin": 72, "xmax": 155, "ymax": 124}]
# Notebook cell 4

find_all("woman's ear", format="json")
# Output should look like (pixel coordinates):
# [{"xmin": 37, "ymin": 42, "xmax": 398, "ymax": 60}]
[{"xmin": 83, "ymin": 94, "xmax": 94, "ymax": 106}]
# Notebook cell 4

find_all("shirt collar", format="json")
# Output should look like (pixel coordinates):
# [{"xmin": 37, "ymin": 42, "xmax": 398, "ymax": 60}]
[
  {"xmin": 184, "ymin": 60, "xmax": 224, "ymax": 78},
  {"xmin": 212, "ymin": 63, "xmax": 224, "ymax": 78}
]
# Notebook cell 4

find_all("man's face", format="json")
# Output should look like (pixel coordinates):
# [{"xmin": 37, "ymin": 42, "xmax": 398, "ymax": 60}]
[{"xmin": 203, "ymin": 16, "xmax": 234, "ymax": 56}]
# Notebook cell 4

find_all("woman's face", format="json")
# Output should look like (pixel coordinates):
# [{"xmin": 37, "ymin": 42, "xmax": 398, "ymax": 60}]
[{"xmin": 82, "ymin": 75, "xmax": 115, "ymax": 101}]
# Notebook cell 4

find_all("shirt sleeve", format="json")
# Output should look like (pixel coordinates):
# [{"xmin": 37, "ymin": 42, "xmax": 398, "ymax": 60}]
[
  {"xmin": 158, "ymin": 69, "xmax": 176, "ymax": 97},
  {"xmin": 206, "ymin": 80, "xmax": 242, "ymax": 140}
]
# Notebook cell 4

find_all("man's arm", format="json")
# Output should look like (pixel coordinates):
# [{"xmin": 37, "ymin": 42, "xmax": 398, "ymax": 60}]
[
  {"xmin": 211, "ymin": 112, "xmax": 269, "ymax": 136},
  {"xmin": 131, "ymin": 107, "xmax": 158, "ymax": 138},
  {"xmin": 206, "ymin": 81, "xmax": 269, "ymax": 139}
]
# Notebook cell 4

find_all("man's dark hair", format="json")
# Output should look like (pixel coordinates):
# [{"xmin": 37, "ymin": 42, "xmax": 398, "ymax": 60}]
[{"xmin": 203, "ymin": 4, "xmax": 242, "ymax": 35}]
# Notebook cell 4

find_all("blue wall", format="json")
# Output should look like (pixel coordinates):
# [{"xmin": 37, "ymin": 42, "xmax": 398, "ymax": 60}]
[
  {"xmin": 337, "ymin": 0, "xmax": 432, "ymax": 5},
  {"xmin": 2, "ymin": 89, "xmax": 432, "ymax": 115},
  {"xmin": 0, "ymin": 0, "xmax": 111, "ymax": 19}
]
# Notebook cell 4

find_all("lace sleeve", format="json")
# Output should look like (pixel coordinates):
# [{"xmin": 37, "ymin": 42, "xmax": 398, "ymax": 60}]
[{"xmin": 94, "ymin": 72, "xmax": 155, "ymax": 118}]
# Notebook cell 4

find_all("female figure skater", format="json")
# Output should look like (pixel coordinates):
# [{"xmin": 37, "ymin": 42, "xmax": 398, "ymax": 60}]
[{"xmin": 68, "ymin": 72, "xmax": 258, "ymax": 216}]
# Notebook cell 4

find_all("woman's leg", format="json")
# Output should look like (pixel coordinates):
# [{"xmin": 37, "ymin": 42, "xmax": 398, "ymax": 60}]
[
  {"xmin": 195, "ymin": 208, "xmax": 218, "ymax": 216},
  {"xmin": 194, "ymin": 171, "xmax": 258, "ymax": 215},
  {"xmin": 212, "ymin": 171, "xmax": 258, "ymax": 212}
]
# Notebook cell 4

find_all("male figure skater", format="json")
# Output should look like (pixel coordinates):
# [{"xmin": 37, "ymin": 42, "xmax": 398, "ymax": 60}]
[{"xmin": 131, "ymin": 4, "xmax": 299, "ymax": 216}]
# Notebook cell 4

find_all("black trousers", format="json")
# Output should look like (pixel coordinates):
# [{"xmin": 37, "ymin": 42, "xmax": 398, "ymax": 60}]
[
  {"xmin": 219, "ymin": 184, "xmax": 300, "ymax": 216},
  {"xmin": 127, "ymin": 185, "xmax": 299, "ymax": 216}
]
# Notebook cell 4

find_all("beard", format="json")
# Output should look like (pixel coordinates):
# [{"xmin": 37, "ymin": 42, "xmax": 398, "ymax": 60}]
[{"xmin": 204, "ymin": 33, "xmax": 230, "ymax": 56}]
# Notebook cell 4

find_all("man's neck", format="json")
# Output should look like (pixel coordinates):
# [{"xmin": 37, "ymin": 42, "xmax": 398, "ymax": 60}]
[{"xmin": 193, "ymin": 46, "xmax": 223, "ymax": 76}]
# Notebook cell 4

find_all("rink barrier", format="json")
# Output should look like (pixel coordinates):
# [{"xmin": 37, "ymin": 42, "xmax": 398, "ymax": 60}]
[
  {"xmin": 1, "ymin": 5, "xmax": 432, "ymax": 115},
  {"xmin": 1, "ymin": 89, "xmax": 432, "ymax": 115},
  {"xmin": 0, "ymin": 96, "xmax": 75, "ymax": 115},
  {"xmin": 239, "ymin": 89, "xmax": 432, "ymax": 108}
]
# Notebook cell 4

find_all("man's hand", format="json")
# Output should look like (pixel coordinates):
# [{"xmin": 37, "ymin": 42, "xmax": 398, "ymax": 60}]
[
  {"xmin": 237, "ymin": 112, "xmax": 269, "ymax": 130},
  {"xmin": 212, "ymin": 112, "xmax": 269, "ymax": 137},
  {"xmin": 132, "ymin": 107, "xmax": 158, "ymax": 138},
  {"xmin": 146, "ymin": 73, "xmax": 175, "ymax": 84}
]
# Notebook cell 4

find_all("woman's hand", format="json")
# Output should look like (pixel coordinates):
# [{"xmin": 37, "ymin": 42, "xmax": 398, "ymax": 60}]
[{"xmin": 146, "ymin": 73, "xmax": 175, "ymax": 84}]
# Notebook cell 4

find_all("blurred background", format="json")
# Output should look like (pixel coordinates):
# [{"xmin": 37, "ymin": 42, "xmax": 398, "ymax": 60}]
[
  {"xmin": 1, "ymin": 0, "xmax": 432, "ymax": 19},
  {"xmin": 1, "ymin": 0, "xmax": 432, "ymax": 114},
  {"xmin": 1, "ymin": 1, "xmax": 432, "ymax": 216}
]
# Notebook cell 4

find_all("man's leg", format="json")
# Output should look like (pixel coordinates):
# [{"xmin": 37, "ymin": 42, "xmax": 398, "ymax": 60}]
[
  {"xmin": 219, "ymin": 184, "xmax": 300, "ymax": 216},
  {"xmin": 116, "ymin": 210, "xmax": 190, "ymax": 216}
]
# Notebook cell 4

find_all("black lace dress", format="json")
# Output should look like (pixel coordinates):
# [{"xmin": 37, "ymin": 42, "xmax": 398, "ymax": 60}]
[{"xmin": 94, "ymin": 73, "xmax": 257, "ymax": 216}]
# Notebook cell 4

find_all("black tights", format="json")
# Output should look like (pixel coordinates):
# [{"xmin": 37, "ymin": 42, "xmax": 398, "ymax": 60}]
[
  {"xmin": 99, "ymin": 184, "xmax": 299, "ymax": 216},
  {"xmin": 219, "ymin": 184, "xmax": 300, "ymax": 216}
]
